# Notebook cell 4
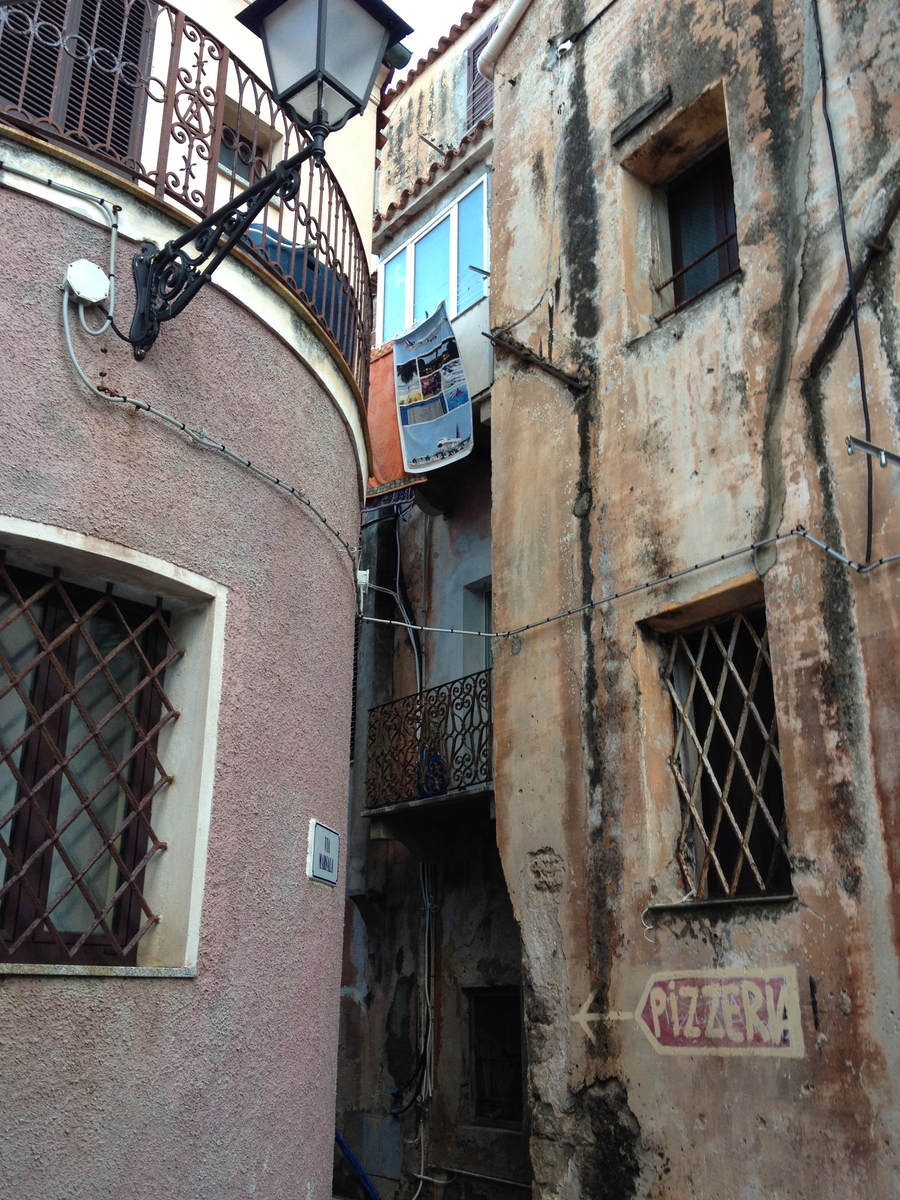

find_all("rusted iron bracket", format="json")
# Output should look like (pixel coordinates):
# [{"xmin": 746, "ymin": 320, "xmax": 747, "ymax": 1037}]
[
  {"xmin": 483, "ymin": 331, "xmax": 591, "ymax": 392},
  {"xmin": 809, "ymin": 187, "xmax": 900, "ymax": 378},
  {"xmin": 131, "ymin": 129, "xmax": 326, "ymax": 359},
  {"xmin": 611, "ymin": 84, "xmax": 672, "ymax": 147},
  {"xmin": 847, "ymin": 435, "xmax": 900, "ymax": 470}
]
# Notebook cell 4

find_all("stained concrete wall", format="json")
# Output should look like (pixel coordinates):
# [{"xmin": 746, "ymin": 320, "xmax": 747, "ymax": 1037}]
[
  {"xmin": 0, "ymin": 132, "xmax": 361, "ymax": 1198},
  {"xmin": 339, "ymin": 451, "xmax": 498, "ymax": 1191},
  {"xmin": 339, "ymin": 13, "xmax": 505, "ymax": 1176},
  {"xmin": 396, "ymin": 458, "xmax": 493, "ymax": 693},
  {"xmin": 337, "ymin": 807, "xmax": 529, "ymax": 1200},
  {"xmin": 487, "ymin": 0, "xmax": 900, "ymax": 1196},
  {"xmin": 376, "ymin": 6, "xmax": 497, "ymax": 219}
]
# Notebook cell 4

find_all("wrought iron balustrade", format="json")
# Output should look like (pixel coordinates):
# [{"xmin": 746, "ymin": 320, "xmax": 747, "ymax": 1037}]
[
  {"xmin": 0, "ymin": 0, "xmax": 371, "ymax": 399},
  {"xmin": 365, "ymin": 670, "xmax": 492, "ymax": 809}
]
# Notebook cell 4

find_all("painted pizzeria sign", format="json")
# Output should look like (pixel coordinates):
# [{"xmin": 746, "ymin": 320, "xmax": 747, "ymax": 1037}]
[
  {"xmin": 636, "ymin": 967, "xmax": 805, "ymax": 1057},
  {"xmin": 571, "ymin": 967, "xmax": 805, "ymax": 1058}
]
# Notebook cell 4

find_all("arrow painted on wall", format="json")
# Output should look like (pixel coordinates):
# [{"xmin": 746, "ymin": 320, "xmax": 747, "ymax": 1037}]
[{"xmin": 570, "ymin": 990, "xmax": 633, "ymax": 1042}]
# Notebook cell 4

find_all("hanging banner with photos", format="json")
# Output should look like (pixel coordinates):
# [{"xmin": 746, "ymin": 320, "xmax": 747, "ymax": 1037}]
[{"xmin": 393, "ymin": 302, "xmax": 473, "ymax": 473}]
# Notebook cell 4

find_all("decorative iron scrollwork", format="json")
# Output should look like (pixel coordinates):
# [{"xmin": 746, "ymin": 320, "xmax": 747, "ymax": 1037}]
[
  {"xmin": 0, "ymin": 0, "xmax": 372, "ymax": 396},
  {"xmin": 365, "ymin": 670, "xmax": 492, "ymax": 809},
  {"xmin": 129, "ymin": 138, "xmax": 323, "ymax": 358}
]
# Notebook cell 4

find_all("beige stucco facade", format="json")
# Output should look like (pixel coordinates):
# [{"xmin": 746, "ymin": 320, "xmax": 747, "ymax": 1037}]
[{"xmin": 486, "ymin": 0, "xmax": 900, "ymax": 1195}]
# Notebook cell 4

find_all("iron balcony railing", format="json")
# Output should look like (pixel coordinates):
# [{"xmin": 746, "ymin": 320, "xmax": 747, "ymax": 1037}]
[
  {"xmin": 0, "ymin": 0, "xmax": 372, "ymax": 400},
  {"xmin": 365, "ymin": 670, "xmax": 492, "ymax": 809}
]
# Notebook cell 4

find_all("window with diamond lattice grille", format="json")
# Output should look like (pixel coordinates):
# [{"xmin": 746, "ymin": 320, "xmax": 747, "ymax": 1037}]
[
  {"xmin": 0, "ymin": 561, "xmax": 182, "ymax": 965},
  {"xmin": 662, "ymin": 609, "xmax": 791, "ymax": 900}
]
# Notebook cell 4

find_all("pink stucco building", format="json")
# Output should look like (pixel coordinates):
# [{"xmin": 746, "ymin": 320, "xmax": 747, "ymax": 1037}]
[{"xmin": 0, "ymin": 1, "xmax": 390, "ymax": 1194}]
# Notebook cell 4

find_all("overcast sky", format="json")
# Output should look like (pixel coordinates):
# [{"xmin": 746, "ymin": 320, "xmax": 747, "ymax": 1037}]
[{"xmin": 389, "ymin": 1, "xmax": 476, "ymax": 79}]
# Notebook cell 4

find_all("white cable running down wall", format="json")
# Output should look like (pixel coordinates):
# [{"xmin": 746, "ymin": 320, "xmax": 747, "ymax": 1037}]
[{"xmin": 0, "ymin": 157, "xmax": 364, "ymax": 566}]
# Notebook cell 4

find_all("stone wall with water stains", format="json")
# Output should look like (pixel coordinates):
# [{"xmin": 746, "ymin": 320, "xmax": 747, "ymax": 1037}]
[{"xmin": 488, "ymin": 0, "xmax": 900, "ymax": 1194}]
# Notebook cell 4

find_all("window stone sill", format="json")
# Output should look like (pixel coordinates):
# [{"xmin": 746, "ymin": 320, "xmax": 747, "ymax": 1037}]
[
  {"xmin": 647, "ymin": 893, "xmax": 798, "ymax": 916},
  {"xmin": 0, "ymin": 963, "xmax": 197, "ymax": 978}
]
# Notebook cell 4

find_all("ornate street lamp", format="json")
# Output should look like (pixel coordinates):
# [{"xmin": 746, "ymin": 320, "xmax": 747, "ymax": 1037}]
[{"xmin": 129, "ymin": 0, "xmax": 411, "ymax": 360}]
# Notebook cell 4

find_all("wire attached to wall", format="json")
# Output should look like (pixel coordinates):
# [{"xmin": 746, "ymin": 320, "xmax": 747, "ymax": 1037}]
[
  {"xmin": 809, "ymin": 0, "xmax": 874, "ymax": 563},
  {"xmin": 419, "ymin": 862, "xmax": 436, "ymax": 1102},
  {"xmin": 61, "ymin": 285, "xmax": 360, "ymax": 562},
  {"xmin": 8, "ymin": 154, "xmax": 364, "ymax": 566},
  {"xmin": 360, "ymin": 526, "xmax": 900, "ymax": 643}
]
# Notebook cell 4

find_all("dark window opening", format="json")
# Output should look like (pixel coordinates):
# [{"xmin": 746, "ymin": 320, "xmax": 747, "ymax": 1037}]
[
  {"xmin": 666, "ymin": 147, "xmax": 739, "ymax": 309},
  {"xmin": 466, "ymin": 23, "xmax": 496, "ymax": 130},
  {"xmin": 219, "ymin": 126, "xmax": 266, "ymax": 187},
  {"xmin": 468, "ymin": 987, "xmax": 523, "ymax": 1124},
  {"xmin": 663, "ymin": 608, "xmax": 791, "ymax": 900},
  {"xmin": 0, "ymin": 561, "xmax": 182, "ymax": 966}
]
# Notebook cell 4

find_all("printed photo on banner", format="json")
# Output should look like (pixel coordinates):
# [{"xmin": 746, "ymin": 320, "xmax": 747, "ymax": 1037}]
[{"xmin": 392, "ymin": 303, "xmax": 473, "ymax": 473}]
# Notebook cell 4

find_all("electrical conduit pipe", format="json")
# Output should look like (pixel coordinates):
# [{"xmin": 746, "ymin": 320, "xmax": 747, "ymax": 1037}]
[{"xmin": 476, "ymin": 0, "xmax": 535, "ymax": 81}]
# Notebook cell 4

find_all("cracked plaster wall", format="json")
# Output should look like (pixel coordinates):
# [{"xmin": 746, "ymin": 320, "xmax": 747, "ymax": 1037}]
[
  {"xmin": 377, "ymin": 10, "xmax": 497, "ymax": 219},
  {"xmin": 488, "ymin": 0, "xmax": 900, "ymax": 1195}
]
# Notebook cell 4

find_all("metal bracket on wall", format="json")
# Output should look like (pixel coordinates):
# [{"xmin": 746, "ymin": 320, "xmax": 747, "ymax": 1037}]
[
  {"xmin": 484, "ymin": 331, "xmax": 591, "ymax": 392},
  {"xmin": 846, "ymin": 435, "xmax": 900, "ymax": 469}
]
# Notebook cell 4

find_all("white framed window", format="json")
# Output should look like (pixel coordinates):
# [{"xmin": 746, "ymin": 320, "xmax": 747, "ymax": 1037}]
[
  {"xmin": 0, "ymin": 514, "xmax": 226, "ymax": 977},
  {"xmin": 377, "ymin": 177, "xmax": 489, "ymax": 345}
]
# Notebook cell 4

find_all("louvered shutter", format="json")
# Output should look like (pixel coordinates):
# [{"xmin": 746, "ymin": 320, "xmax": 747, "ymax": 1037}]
[{"xmin": 466, "ymin": 23, "xmax": 496, "ymax": 130}]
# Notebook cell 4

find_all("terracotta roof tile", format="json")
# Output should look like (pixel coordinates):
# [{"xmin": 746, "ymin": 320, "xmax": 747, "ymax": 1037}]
[
  {"xmin": 383, "ymin": 0, "xmax": 501, "ymax": 105},
  {"xmin": 374, "ymin": 115, "xmax": 492, "ymax": 234}
]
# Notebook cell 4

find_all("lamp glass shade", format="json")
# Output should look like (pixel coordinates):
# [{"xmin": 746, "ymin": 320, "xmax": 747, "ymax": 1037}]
[
  {"xmin": 254, "ymin": 0, "xmax": 393, "ymax": 128},
  {"xmin": 260, "ymin": 0, "xmax": 320, "ymax": 105},
  {"xmin": 322, "ymin": 0, "xmax": 389, "ymax": 107}
]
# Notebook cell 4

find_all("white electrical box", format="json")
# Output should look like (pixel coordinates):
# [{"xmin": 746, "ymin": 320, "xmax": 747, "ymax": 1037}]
[
  {"xmin": 306, "ymin": 819, "xmax": 340, "ymax": 886},
  {"xmin": 65, "ymin": 259, "xmax": 110, "ymax": 305}
]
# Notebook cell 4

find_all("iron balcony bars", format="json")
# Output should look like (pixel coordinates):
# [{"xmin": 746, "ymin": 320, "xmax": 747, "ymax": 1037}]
[
  {"xmin": 0, "ymin": 0, "xmax": 372, "ymax": 398},
  {"xmin": 365, "ymin": 670, "xmax": 492, "ymax": 809}
]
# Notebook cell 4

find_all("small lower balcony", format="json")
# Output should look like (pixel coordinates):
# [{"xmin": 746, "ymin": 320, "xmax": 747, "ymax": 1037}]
[{"xmin": 365, "ymin": 670, "xmax": 492, "ymax": 811}]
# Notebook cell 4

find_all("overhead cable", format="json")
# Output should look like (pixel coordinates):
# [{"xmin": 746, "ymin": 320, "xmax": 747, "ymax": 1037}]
[{"xmin": 360, "ymin": 527, "xmax": 900, "ymax": 642}]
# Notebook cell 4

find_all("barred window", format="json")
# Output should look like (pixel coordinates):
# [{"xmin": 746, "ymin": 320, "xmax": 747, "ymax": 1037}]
[
  {"xmin": 468, "ymin": 987, "xmax": 523, "ymax": 1125},
  {"xmin": 0, "ymin": 560, "xmax": 182, "ymax": 966},
  {"xmin": 662, "ymin": 609, "xmax": 791, "ymax": 900}
]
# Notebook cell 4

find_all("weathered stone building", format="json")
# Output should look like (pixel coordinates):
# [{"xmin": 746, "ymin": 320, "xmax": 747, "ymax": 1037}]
[
  {"xmin": 344, "ymin": 0, "xmax": 900, "ymax": 1197},
  {"xmin": 488, "ymin": 0, "xmax": 900, "ymax": 1195}
]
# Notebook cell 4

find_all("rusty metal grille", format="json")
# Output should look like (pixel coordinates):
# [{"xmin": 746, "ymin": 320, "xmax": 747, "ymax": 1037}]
[
  {"xmin": 0, "ymin": 560, "xmax": 183, "ymax": 964},
  {"xmin": 662, "ymin": 609, "xmax": 791, "ymax": 900},
  {"xmin": 365, "ymin": 670, "xmax": 492, "ymax": 809},
  {"xmin": 0, "ymin": 0, "xmax": 372, "ymax": 400}
]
